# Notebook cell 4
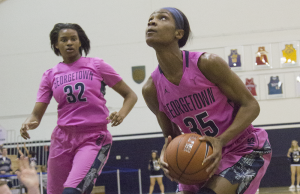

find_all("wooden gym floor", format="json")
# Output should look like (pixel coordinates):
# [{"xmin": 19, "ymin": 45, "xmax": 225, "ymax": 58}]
[
  {"xmin": 162, "ymin": 187, "xmax": 300, "ymax": 194},
  {"xmin": 256, "ymin": 187, "xmax": 300, "ymax": 194}
]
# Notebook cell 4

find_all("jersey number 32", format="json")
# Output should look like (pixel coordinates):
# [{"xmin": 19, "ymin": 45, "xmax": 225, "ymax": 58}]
[{"xmin": 64, "ymin": 82, "xmax": 87, "ymax": 103}]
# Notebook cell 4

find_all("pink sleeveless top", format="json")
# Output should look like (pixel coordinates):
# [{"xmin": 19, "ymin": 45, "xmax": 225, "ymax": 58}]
[{"xmin": 151, "ymin": 51, "xmax": 254, "ymax": 146}]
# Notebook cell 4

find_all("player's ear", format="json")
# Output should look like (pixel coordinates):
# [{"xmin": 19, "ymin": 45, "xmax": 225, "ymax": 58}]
[{"xmin": 175, "ymin": 29, "xmax": 184, "ymax": 40}]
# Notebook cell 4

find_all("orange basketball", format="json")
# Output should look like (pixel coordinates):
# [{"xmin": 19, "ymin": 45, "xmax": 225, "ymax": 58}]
[{"xmin": 164, "ymin": 133, "xmax": 213, "ymax": 185}]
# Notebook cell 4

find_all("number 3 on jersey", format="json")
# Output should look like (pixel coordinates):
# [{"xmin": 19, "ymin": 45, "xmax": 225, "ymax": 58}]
[
  {"xmin": 64, "ymin": 82, "xmax": 87, "ymax": 103},
  {"xmin": 183, "ymin": 111, "xmax": 219, "ymax": 137}
]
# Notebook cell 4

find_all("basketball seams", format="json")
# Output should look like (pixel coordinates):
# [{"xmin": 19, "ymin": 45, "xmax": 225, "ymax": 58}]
[
  {"xmin": 167, "ymin": 161, "xmax": 182, "ymax": 177},
  {"xmin": 179, "ymin": 139, "xmax": 202, "ymax": 179},
  {"xmin": 181, "ymin": 163, "xmax": 210, "ymax": 175},
  {"xmin": 165, "ymin": 133, "xmax": 213, "ymax": 184},
  {"xmin": 176, "ymin": 135, "xmax": 185, "ymax": 174},
  {"xmin": 182, "ymin": 142, "xmax": 213, "ymax": 175},
  {"xmin": 165, "ymin": 137, "xmax": 183, "ymax": 178}
]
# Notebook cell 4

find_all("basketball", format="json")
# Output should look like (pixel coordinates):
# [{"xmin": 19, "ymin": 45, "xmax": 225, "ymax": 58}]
[{"xmin": 164, "ymin": 133, "xmax": 213, "ymax": 185}]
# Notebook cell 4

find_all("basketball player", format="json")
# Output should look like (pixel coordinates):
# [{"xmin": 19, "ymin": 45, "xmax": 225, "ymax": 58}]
[
  {"xmin": 20, "ymin": 23, "xmax": 137, "ymax": 194},
  {"xmin": 142, "ymin": 7, "xmax": 272, "ymax": 194},
  {"xmin": 287, "ymin": 140, "xmax": 300, "ymax": 190},
  {"xmin": 148, "ymin": 150, "xmax": 164, "ymax": 194}
]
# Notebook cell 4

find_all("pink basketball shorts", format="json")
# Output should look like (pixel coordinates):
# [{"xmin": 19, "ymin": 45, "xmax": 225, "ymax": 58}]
[{"xmin": 47, "ymin": 125, "xmax": 112, "ymax": 194}]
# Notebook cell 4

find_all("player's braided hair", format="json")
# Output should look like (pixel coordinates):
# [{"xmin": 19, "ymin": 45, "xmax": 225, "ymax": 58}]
[{"xmin": 50, "ymin": 23, "xmax": 90, "ymax": 56}]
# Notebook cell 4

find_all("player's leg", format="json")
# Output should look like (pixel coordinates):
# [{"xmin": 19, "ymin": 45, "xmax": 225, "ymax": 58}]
[
  {"xmin": 47, "ymin": 127, "xmax": 73, "ymax": 194},
  {"xmin": 202, "ymin": 175, "xmax": 238, "ymax": 194},
  {"xmin": 62, "ymin": 188, "xmax": 81, "ymax": 194},
  {"xmin": 63, "ymin": 129, "xmax": 112, "ymax": 194},
  {"xmin": 291, "ymin": 166, "xmax": 296, "ymax": 187},
  {"xmin": 296, "ymin": 166, "xmax": 300, "ymax": 187},
  {"xmin": 156, "ymin": 176, "xmax": 165, "ymax": 194},
  {"xmin": 149, "ymin": 177, "xmax": 155, "ymax": 194},
  {"xmin": 202, "ymin": 153, "xmax": 272, "ymax": 194}
]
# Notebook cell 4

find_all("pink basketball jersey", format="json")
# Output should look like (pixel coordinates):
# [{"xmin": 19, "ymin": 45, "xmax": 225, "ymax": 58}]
[
  {"xmin": 36, "ymin": 57, "xmax": 122, "ymax": 128},
  {"xmin": 151, "ymin": 51, "xmax": 253, "ymax": 146}
]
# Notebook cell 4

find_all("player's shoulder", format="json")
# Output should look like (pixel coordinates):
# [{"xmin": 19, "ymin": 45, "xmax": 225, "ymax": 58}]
[
  {"xmin": 142, "ymin": 76, "xmax": 156, "ymax": 99},
  {"xmin": 91, "ymin": 57, "xmax": 113, "ymax": 71},
  {"xmin": 199, "ymin": 53, "xmax": 230, "ymax": 76},
  {"xmin": 91, "ymin": 57, "xmax": 106, "ymax": 65},
  {"xmin": 199, "ymin": 53, "xmax": 223, "ymax": 67},
  {"xmin": 42, "ymin": 68, "xmax": 54, "ymax": 78},
  {"xmin": 142, "ymin": 76, "xmax": 160, "ymax": 113}
]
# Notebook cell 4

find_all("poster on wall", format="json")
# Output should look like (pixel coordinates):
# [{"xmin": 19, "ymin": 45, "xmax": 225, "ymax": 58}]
[
  {"xmin": 265, "ymin": 74, "xmax": 284, "ymax": 99},
  {"xmin": 225, "ymin": 46, "xmax": 244, "ymax": 71},
  {"xmin": 280, "ymin": 41, "xmax": 299, "ymax": 67},
  {"xmin": 240, "ymin": 76, "xmax": 260, "ymax": 100},
  {"xmin": 295, "ymin": 72, "xmax": 300, "ymax": 97},
  {"xmin": 252, "ymin": 44, "xmax": 272, "ymax": 70}
]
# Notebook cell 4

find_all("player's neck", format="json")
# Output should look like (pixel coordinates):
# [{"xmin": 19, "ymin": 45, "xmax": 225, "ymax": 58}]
[
  {"xmin": 62, "ymin": 54, "xmax": 82, "ymax": 64},
  {"xmin": 155, "ymin": 48, "xmax": 183, "ymax": 78}
]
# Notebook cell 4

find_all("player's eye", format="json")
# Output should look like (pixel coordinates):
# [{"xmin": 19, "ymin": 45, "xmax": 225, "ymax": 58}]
[
  {"xmin": 160, "ymin": 16, "xmax": 166, "ymax": 21},
  {"xmin": 148, "ymin": 17, "xmax": 154, "ymax": 22}
]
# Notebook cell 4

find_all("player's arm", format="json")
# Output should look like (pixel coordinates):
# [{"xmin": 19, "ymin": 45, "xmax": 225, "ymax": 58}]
[
  {"xmin": 148, "ymin": 160, "xmax": 152, "ymax": 171},
  {"xmin": 287, "ymin": 148, "xmax": 292, "ymax": 157},
  {"xmin": 21, "ymin": 102, "xmax": 48, "ymax": 140},
  {"xmin": 198, "ymin": 53, "xmax": 260, "ymax": 177},
  {"xmin": 142, "ymin": 76, "xmax": 181, "ymax": 181},
  {"xmin": 107, "ymin": 80, "xmax": 137, "ymax": 127},
  {"xmin": 142, "ymin": 76, "xmax": 181, "ymax": 138}
]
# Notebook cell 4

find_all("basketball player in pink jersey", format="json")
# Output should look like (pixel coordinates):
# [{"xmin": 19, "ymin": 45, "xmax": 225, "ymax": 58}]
[
  {"xmin": 19, "ymin": 23, "xmax": 137, "ymax": 194},
  {"xmin": 142, "ymin": 7, "xmax": 271, "ymax": 194}
]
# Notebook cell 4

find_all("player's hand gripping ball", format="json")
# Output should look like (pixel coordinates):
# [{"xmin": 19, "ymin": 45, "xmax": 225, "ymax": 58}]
[{"xmin": 164, "ymin": 133, "xmax": 213, "ymax": 185}]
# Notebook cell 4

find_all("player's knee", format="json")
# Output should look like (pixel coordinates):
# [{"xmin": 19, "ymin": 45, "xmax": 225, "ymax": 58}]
[
  {"xmin": 62, "ymin": 187, "xmax": 82, "ymax": 194},
  {"xmin": 198, "ymin": 187, "xmax": 216, "ymax": 194}
]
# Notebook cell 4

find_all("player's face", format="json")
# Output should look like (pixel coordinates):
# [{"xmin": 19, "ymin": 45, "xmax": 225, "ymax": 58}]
[
  {"xmin": 292, "ymin": 140, "xmax": 298, "ymax": 147},
  {"xmin": 146, "ymin": 9, "xmax": 178, "ymax": 48},
  {"xmin": 152, "ymin": 152, "xmax": 157, "ymax": 159},
  {"xmin": 55, "ymin": 29, "xmax": 81, "ymax": 59}
]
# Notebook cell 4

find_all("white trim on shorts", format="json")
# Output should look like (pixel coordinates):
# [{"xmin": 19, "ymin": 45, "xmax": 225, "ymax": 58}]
[
  {"xmin": 150, "ymin": 175, "xmax": 163, "ymax": 178},
  {"xmin": 291, "ymin": 164, "xmax": 300, "ymax": 166}
]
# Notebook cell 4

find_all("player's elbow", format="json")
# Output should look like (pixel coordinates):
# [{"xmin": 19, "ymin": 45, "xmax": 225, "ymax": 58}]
[{"xmin": 251, "ymin": 99, "xmax": 260, "ymax": 119}]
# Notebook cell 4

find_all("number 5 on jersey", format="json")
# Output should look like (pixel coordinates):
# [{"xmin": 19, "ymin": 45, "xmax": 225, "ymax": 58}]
[
  {"xmin": 64, "ymin": 82, "xmax": 87, "ymax": 103},
  {"xmin": 183, "ymin": 111, "xmax": 219, "ymax": 137}
]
